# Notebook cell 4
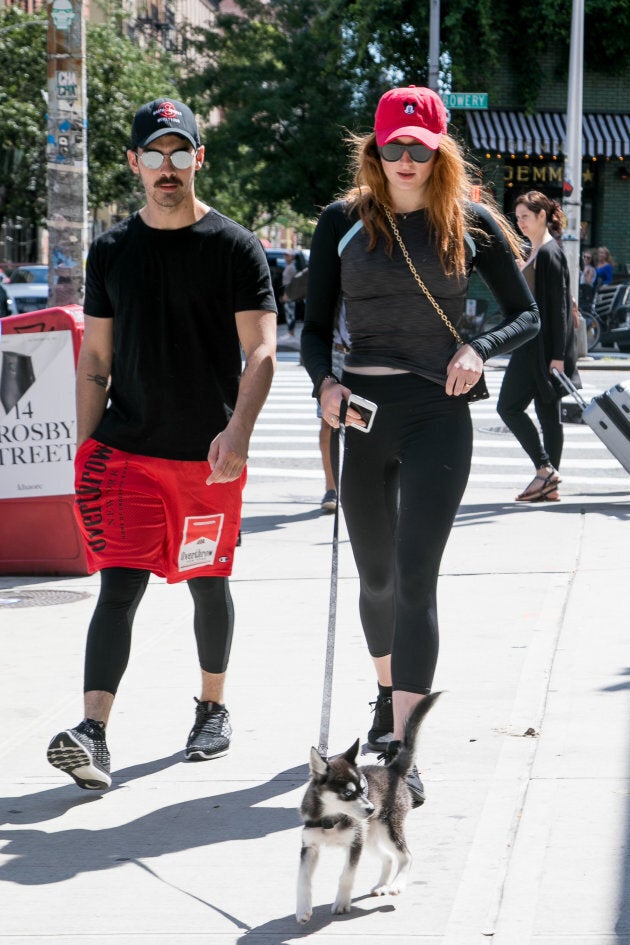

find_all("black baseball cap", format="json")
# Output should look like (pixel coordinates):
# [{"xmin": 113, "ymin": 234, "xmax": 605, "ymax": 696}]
[{"xmin": 130, "ymin": 99, "xmax": 201, "ymax": 150}]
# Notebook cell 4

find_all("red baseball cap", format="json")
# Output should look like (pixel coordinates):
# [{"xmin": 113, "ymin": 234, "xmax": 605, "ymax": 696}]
[{"xmin": 374, "ymin": 86, "xmax": 447, "ymax": 149}]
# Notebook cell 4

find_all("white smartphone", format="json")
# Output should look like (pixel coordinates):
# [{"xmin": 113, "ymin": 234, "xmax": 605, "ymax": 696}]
[{"xmin": 346, "ymin": 394, "xmax": 378, "ymax": 433}]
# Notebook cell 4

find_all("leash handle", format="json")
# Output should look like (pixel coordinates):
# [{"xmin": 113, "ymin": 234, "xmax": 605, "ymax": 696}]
[{"xmin": 317, "ymin": 400, "xmax": 347, "ymax": 757}]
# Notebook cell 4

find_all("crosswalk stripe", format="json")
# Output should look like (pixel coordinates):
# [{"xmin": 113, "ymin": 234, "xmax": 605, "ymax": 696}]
[
  {"xmin": 474, "ymin": 439, "xmax": 608, "ymax": 450},
  {"xmin": 247, "ymin": 467, "xmax": 324, "ymax": 479},
  {"xmin": 246, "ymin": 362, "xmax": 630, "ymax": 488},
  {"xmin": 252, "ymin": 424, "xmax": 318, "ymax": 432},
  {"xmin": 467, "ymin": 473, "xmax": 630, "ymax": 486},
  {"xmin": 471, "ymin": 455, "xmax": 620, "ymax": 468},
  {"xmin": 252, "ymin": 435, "xmax": 318, "ymax": 443},
  {"xmin": 250, "ymin": 450, "xmax": 322, "ymax": 459}
]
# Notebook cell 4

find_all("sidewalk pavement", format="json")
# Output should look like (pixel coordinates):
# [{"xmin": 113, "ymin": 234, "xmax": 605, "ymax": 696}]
[{"xmin": 2, "ymin": 393, "xmax": 630, "ymax": 944}]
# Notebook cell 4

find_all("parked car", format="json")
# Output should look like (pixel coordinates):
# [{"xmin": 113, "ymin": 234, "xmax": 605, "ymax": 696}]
[
  {"xmin": 5, "ymin": 281, "xmax": 50, "ymax": 314},
  {"xmin": 8, "ymin": 264, "xmax": 49, "ymax": 285},
  {"xmin": 4, "ymin": 264, "xmax": 50, "ymax": 314}
]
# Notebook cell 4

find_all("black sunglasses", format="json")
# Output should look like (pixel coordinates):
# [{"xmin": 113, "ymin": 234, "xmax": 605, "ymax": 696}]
[{"xmin": 379, "ymin": 142, "xmax": 434, "ymax": 163}]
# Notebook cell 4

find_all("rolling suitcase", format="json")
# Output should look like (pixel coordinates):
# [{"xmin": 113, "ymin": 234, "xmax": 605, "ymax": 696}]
[
  {"xmin": 553, "ymin": 370, "xmax": 630, "ymax": 475},
  {"xmin": 607, "ymin": 379, "xmax": 630, "ymax": 421}
]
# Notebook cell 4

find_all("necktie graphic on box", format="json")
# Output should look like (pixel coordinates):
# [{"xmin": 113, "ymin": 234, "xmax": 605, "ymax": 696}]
[{"xmin": 0, "ymin": 351, "xmax": 36, "ymax": 413}]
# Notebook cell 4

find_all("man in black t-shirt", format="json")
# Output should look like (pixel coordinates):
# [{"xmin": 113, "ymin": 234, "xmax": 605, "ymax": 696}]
[{"xmin": 47, "ymin": 98, "xmax": 277, "ymax": 791}]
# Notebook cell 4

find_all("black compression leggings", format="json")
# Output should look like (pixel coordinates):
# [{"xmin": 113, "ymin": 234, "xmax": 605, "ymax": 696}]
[
  {"xmin": 83, "ymin": 567, "xmax": 234, "ymax": 694},
  {"xmin": 340, "ymin": 372, "xmax": 473, "ymax": 695}
]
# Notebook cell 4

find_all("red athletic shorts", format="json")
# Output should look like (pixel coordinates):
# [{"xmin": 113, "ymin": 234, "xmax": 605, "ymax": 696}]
[{"xmin": 74, "ymin": 439, "xmax": 245, "ymax": 582}]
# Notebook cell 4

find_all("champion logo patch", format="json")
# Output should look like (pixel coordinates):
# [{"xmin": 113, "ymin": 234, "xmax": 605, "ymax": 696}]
[{"xmin": 177, "ymin": 514, "xmax": 224, "ymax": 571}]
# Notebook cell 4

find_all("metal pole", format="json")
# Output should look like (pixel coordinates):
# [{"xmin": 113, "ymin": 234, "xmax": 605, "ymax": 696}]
[
  {"xmin": 317, "ymin": 402, "xmax": 347, "ymax": 759},
  {"xmin": 46, "ymin": 0, "xmax": 88, "ymax": 307},
  {"xmin": 562, "ymin": 0, "xmax": 584, "ymax": 303},
  {"xmin": 428, "ymin": 0, "xmax": 440, "ymax": 91}
]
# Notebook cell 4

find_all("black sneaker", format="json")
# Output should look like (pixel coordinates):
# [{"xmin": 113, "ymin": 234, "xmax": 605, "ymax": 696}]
[
  {"xmin": 185, "ymin": 699, "xmax": 232, "ymax": 760},
  {"xmin": 379, "ymin": 740, "xmax": 426, "ymax": 808},
  {"xmin": 366, "ymin": 692, "xmax": 394, "ymax": 751},
  {"xmin": 321, "ymin": 489, "xmax": 337, "ymax": 512},
  {"xmin": 47, "ymin": 719, "xmax": 112, "ymax": 791}
]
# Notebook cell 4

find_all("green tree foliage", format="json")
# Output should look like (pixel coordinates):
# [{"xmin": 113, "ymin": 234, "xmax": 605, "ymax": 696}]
[
  {"xmin": 86, "ymin": 21, "xmax": 180, "ymax": 213},
  {"xmin": 343, "ymin": 0, "xmax": 431, "ymax": 87},
  {"xmin": 186, "ymin": 0, "xmax": 627, "ymax": 224},
  {"xmin": 443, "ymin": 0, "xmax": 630, "ymax": 111},
  {"xmin": 0, "ymin": 9, "xmax": 48, "ymax": 233},
  {"xmin": 2, "ymin": 0, "xmax": 628, "ymax": 238},
  {"xmin": 185, "ymin": 0, "xmax": 437, "ymax": 225},
  {"xmin": 185, "ymin": 0, "xmax": 359, "ymax": 226},
  {"xmin": 0, "ymin": 6, "xmax": 180, "ymax": 243}
]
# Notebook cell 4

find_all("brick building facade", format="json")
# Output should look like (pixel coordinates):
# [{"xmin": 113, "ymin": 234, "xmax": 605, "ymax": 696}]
[{"xmin": 459, "ymin": 50, "xmax": 630, "ymax": 276}]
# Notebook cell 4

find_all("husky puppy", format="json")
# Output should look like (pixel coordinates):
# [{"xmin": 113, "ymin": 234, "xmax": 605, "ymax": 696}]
[{"xmin": 296, "ymin": 692, "xmax": 440, "ymax": 924}]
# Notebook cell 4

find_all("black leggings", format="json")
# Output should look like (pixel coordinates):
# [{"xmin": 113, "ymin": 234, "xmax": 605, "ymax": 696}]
[
  {"xmin": 497, "ymin": 351, "xmax": 563, "ymax": 470},
  {"xmin": 340, "ymin": 372, "xmax": 472, "ymax": 695},
  {"xmin": 83, "ymin": 567, "xmax": 234, "ymax": 694}
]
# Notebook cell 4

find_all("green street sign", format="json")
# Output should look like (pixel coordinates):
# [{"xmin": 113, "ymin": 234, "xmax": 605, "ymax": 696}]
[{"xmin": 442, "ymin": 93, "xmax": 489, "ymax": 110}]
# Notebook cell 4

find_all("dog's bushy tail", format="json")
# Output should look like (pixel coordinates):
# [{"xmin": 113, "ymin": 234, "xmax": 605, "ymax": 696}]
[{"xmin": 388, "ymin": 691, "xmax": 441, "ymax": 777}]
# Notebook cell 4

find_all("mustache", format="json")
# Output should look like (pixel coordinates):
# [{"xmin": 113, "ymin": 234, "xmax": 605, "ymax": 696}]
[{"xmin": 155, "ymin": 176, "xmax": 181, "ymax": 186}]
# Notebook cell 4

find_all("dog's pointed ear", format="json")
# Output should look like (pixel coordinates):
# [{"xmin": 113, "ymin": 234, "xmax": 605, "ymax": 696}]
[
  {"xmin": 309, "ymin": 746, "xmax": 328, "ymax": 776},
  {"xmin": 343, "ymin": 738, "xmax": 360, "ymax": 764}
]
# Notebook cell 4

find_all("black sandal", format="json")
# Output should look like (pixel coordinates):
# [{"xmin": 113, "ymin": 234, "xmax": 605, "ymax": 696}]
[{"xmin": 516, "ymin": 469, "xmax": 561, "ymax": 502}]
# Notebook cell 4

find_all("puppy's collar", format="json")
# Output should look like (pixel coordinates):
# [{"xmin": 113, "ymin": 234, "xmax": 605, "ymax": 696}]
[{"xmin": 304, "ymin": 816, "xmax": 342, "ymax": 830}]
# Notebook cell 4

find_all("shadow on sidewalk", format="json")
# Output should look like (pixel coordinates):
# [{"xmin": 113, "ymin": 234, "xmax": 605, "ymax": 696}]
[
  {"xmin": 454, "ymin": 496, "xmax": 630, "ymax": 528},
  {"xmin": 0, "ymin": 761, "xmax": 307, "ymax": 886},
  {"xmin": 234, "ymin": 896, "xmax": 396, "ymax": 944},
  {"xmin": 240, "ymin": 496, "xmax": 630, "ymax": 543},
  {"xmin": 600, "ymin": 671, "xmax": 630, "ymax": 940},
  {"xmin": 242, "ymin": 507, "xmax": 324, "ymax": 536},
  {"xmin": 1, "ymin": 752, "xmax": 184, "ymax": 826}
]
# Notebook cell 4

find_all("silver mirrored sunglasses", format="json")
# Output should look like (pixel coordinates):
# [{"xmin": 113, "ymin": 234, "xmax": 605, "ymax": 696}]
[{"xmin": 139, "ymin": 149, "xmax": 196, "ymax": 170}]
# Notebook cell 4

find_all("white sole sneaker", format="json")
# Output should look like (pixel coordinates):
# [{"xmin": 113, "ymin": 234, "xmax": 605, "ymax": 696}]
[{"xmin": 47, "ymin": 729, "xmax": 112, "ymax": 790}]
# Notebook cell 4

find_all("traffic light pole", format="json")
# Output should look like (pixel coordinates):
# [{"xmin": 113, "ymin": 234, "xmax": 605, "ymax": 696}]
[
  {"xmin": 46, "ymin": 0, "xmax": 88, "ymax": 307},
  {"xmin": 562, "ymin": 0, "xmax": 584, "ymax": 303}
]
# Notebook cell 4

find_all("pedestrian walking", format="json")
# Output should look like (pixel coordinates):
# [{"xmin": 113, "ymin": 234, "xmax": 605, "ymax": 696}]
[
  {"xmin": 301, "ymin": 85, "xmax": 539, "ymax": 807},
  {"xmin": 281, "ymin": 251, "xmax": 297, "ymax": 336},
  {"xmin": 46, "ymin": 98, "xmax": 277, "ymax": 791},
  {"xmin": 594, "ymin": 246, "xmax": 614, "ymax": 287},
  {"xmin": 497, "ymin": 190, "xmax": 580, "ymax": 502}
]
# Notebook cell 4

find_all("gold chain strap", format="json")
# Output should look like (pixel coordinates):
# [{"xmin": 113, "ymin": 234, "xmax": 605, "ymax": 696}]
[{"xmin": 383, "ymin": 206, "xmax": 464, "ymax": 346}]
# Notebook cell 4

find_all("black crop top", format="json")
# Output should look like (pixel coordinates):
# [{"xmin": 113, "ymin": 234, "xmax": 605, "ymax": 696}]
[{"xmin": 301, "ymin": 200, "xmax": 540, "ymax": 396}]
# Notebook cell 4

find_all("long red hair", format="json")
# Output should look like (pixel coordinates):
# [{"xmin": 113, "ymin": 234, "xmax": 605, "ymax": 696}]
[{"xmin": 340, "ymin": 131, "xmax": 521, "ymax": 278}]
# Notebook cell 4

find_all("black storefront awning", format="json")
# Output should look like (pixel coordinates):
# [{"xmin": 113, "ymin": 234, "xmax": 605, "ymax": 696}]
[{"xmin": 466, "ymin": 111, "xmax": 630, "ymax": 158}]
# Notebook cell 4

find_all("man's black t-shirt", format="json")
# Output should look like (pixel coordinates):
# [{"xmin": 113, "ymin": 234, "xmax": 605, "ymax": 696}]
[{"xmin": 84, "ymin": 209, "xmax": 276, "ymax": 461}]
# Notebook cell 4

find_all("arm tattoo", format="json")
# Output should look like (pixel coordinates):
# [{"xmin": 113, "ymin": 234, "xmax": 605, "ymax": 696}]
[{"xmin": 87, "ymin": 373, "xmax": 109, "ymax": 389}]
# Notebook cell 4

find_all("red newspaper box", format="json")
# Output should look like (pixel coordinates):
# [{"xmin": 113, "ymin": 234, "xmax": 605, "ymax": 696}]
[{"xmin": 0, "ymin": 305, "xmax": 88, "ymax": 575}]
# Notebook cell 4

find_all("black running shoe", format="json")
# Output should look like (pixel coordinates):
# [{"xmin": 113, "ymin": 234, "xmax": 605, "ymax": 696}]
[
  {"xmin": 47, "ymin": 719, "xmax": 111, "ymax": 791},
  {"xmin": 366, "ymin": 692, "xmax": 394, "ymax": 751},
  {"xmin": 185, "ymin": 699, "xmax": 232, "ymax": 760},
  {"xmin": 379, "ymin": 739, "xmax": 426, "ymax": 808}
]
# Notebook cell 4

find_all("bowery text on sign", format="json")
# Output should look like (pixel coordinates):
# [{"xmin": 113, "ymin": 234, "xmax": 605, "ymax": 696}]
[{"xmin": 442, "ymin": 93, "xmax": 489, "ymax": 110}]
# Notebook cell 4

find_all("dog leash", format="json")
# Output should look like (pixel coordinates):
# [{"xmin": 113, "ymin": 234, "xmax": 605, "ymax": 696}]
[{"xmin": 317, "ymin": 398, "xmax": 347, "ymax": 758}]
